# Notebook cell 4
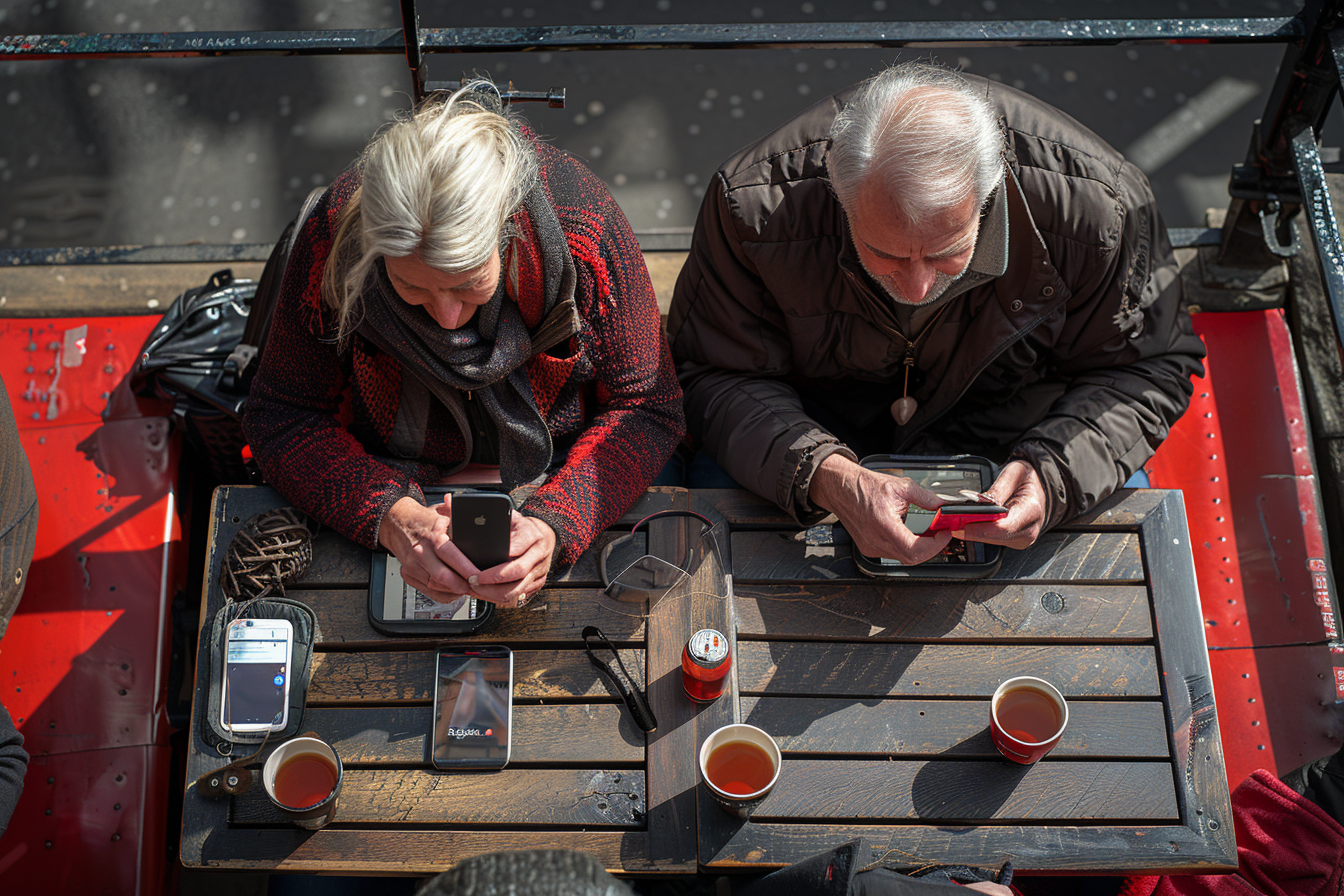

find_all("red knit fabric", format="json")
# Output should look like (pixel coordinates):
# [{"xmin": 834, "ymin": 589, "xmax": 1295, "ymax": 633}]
[
  {"xmin": 1120, "ymin": 770, "xmax": 1344, "ymax": 896},
  {"xmin": 243, "ymin": 131, "xmax": 685, "ymax": 567}
]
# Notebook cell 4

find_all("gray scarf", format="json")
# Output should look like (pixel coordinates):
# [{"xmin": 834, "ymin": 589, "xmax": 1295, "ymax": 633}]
[{"xmin": 356, "ymin": 186, "xmax": 580, "ymax": 488}]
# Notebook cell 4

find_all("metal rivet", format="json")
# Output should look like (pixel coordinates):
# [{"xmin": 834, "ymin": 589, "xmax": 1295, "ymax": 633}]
[
  {"xmin": 113, "ymin": 803, "xmax": 121, "ymax": 811},
  {"xmin": 1010, "ymin": 299, "xmax": 1023, "ymax": 312},
  {"xmin": 226, "ymin": 775, "xmax": 239, "ymax": 787},
  {"xmin": 1208, "ymin": 820, "xmax": 1220, "ymax": 830},
  {"xmin": 111, "ymin": 833, "xmax": 120, "ymax": 841},
  {"xmin": 1043, "ymin": 286, "xmax": 1055, "ymax": 297},
  {"xmin": 1041, "ymin": 591, "xmax": 1065, "ymax": 613}
]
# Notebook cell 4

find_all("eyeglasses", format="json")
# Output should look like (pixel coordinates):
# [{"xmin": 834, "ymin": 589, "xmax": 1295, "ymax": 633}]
[{"xmin": 599, "ymin": 510, "xmax": 721, "ymax": 604}]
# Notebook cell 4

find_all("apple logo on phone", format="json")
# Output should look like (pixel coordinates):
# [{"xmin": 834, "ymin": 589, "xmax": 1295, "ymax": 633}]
[{"xmin": 474, "ymin": 516, "xmax": 486, "ymax": 526}]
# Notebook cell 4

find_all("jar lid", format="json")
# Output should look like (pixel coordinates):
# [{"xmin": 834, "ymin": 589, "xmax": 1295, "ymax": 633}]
[{"xmin": 688, "ymin": 628, "xmax": 729, "ymax": 665}]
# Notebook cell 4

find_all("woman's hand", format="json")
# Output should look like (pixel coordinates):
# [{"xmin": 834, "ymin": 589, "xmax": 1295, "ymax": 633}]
[
  {"xmin": 467, "ymin": 513, "xmax": 557, "ymax": 609},
  {"xmin": 377, "ymin": 495, "xmax": 480, "ymax": 596},
  {"xmin": 954, "ymin": 459, "xmax": 1048, "ymax": 550},
  {"xmin": 809, "ymin": 454, "xmax": 953, "ymax": 565}
]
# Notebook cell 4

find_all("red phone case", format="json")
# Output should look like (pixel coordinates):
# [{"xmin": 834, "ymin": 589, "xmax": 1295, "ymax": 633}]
[{"xmin": 927, "ymin": 504, "xmax": 1008, "ymax": 531}]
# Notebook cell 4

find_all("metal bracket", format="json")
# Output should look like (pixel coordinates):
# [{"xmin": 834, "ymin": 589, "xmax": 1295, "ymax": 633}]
[{"xmin": 1259, "ymin": 199, "xmax": 1302, "ymax": 257}]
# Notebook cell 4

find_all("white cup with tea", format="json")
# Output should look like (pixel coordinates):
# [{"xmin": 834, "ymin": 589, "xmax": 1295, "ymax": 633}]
[
  {"xmin": 262, "ymin": 735, "xmax": 343, "ymax": 829},
  {"xmin": 698, "ymin": 723, "xmax": 781, "ymax": 818}
]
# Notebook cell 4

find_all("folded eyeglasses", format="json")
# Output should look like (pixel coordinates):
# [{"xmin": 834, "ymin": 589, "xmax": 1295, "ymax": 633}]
[{"xmin": 599, "ymin": 510, "xmax": 722, "ymax": 604}]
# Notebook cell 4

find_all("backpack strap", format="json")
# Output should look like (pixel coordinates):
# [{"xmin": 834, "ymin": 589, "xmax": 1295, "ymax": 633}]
[{"xmin": 226, "ymin": 186, "xmax": 328, "ymax": 390}]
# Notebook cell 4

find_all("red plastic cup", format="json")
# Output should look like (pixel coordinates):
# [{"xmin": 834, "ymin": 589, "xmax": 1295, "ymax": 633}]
[{"xmin": 989, "ymin": 676, "xmax": 1068, "ymax": 764}]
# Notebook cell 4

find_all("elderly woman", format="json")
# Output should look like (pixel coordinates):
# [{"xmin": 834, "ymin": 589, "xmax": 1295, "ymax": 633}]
[{"xmin": 243, "ymin": 84, "xmax": 685, "ymax": 608}]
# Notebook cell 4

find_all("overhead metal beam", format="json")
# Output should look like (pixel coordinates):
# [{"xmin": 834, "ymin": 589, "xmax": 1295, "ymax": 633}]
[
  {"xmin": 1293, "ymin": 126, "xmax": 1344, "ymax": 353},
  {"xmin": 0, "ymin": 17, "xmax": 1303, "ymax": 62}
]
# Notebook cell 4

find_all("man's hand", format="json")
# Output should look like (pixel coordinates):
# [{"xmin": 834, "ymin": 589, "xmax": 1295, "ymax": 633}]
[
  {"xmin": 466, "ymin": 512, "xmax": 557, "ymax": 609},
  {"xmin": 963, "ymin": 883, "xmax": 1013, "ymax": 896},
  {"xmin": 954, "ymin": 459, "xmax": 1047, "ymax": 549},
  {"xmin": 809, "ymin": 454, "xmax": 953, "ymax": 564}
]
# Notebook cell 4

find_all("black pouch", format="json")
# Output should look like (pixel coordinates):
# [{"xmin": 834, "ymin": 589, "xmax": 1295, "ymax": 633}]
[{"xmin": 199, "ymin": 597, "xmax": 319, "ymax": 753}]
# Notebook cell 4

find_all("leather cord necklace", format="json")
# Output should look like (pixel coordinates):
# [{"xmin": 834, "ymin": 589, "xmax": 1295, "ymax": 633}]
[{"xmin": 888, "ymin": 299, "xmax": 955, "ymax": 426}]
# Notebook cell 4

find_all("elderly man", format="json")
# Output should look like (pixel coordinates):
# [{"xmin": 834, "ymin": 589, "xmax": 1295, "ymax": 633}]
[{"xmin": 668, "ymin": 62, "xmax": 1205, "ymax": 564}]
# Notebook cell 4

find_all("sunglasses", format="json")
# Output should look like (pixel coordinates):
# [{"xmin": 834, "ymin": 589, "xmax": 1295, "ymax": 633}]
[{"xmin": 599, "ymin": 510, "xmax": 721, "ymax": 603}]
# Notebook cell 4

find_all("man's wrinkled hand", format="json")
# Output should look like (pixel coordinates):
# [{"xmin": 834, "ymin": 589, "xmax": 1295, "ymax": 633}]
[
  {"xmin": 810, "ymin": 454, "xmax": 953, "ymax": 565},
  {"xmin": 954, "ymin": 459, "xmax": 1047, "ymax": 550}
]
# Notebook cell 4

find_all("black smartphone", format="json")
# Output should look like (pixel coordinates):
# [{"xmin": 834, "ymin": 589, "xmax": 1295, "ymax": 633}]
[
  {"xmin": 452, "ymin": 492, "xmax": 513, "ymax": 570},
  {"xmin": 368, "ymin": 552, "xmax": 494, "ymax": 636},
  {"xmin": 853, "ymin": 455, "xmax": 1005, "ymax": 579},
  {"xmin": 432, "ymin": 645, "xmax": 513, "ymax": 770}
]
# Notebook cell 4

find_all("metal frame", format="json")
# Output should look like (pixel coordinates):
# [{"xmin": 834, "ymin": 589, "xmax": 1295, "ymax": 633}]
[{"xmin": 5, "ymin": 0, "xmax": 1344, "ymax": 448}]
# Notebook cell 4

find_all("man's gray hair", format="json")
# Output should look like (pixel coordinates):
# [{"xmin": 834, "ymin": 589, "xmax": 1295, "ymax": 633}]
[
  {"xmin": 324, "ymin": 80, "xmax": 540, "ymax": 336},
  {"xmin": 829, "ymin": 63, "xmax": 1004, "ymax": 227}
]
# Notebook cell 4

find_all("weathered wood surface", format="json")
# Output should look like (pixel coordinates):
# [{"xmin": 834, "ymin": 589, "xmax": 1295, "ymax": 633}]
[
  {"xmin": 0, "ymin": 260, "xmax": 266, "ymax": 316},
  {"xmin": 738, "ymin": 697, "xmax": 1170, "ymax": 758},
  {"xmin": 734, "ymin": 583, "xmax": 1153, "ymax": 640},
  {"xmin": 645, "ymin": 501, "xmax": 733, "ymax": 872},
  {"xmin": 299, "ymin": 587, "xmax": 647, "ymax": 647},
  {"xmin": 307, "ymin": 648, "xmax": 643, "ymax": 702},
  {"xmin": 700, "ymin": 822, "xmax": 1231, "ymax": 875},
  {"xmin": 1142, "ymin": 492, "xmax": 1236, "ymax": 859},
  {"xmin": 749, "ymin": 759, "xmax": 1178, "ymax": 822},
  {"xmin": 186, "ymin": 486, "xmax": 1233, "ymax": 876},
  {"xmin": 194, "ymin": 829, "xmax": 644, "ymax": 873},
  {"xmin": 735, "ymin": 642, "xmax": 1160, "ymax": 698},
  {"xmin": 732, "ymin": 531, "xmax": 1144, "ymax": 582},
  {"xmin": 301, "ymin": 704, "xmax": 644, "ymax": 764},
  {"xmin": 231, "ymin": 769, "xmax": 645, "ymax": 826}
]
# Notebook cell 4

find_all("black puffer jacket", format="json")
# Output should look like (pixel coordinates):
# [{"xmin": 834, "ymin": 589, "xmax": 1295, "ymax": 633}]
[{"xmin": 668, "ymin": 76, "xmax": 1206, "ymax": 528}]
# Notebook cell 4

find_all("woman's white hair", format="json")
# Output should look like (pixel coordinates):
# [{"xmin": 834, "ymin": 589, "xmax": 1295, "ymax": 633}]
[
  {"xmin": 323, "ymin": 80, "xmax": 540, "ymax": 336},
  {"xmin": 829, "ymin": 63, "xmax": 1004, "ymax": 228}
]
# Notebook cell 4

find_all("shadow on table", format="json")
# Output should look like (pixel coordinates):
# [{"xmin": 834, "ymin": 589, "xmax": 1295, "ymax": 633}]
[
  {"xmin": 910, "ymin": 736, "xmax": 1029, "ymax": 821},
  {"xmin": 739, "ymin": 583, "xmax": 1001, "ymax": 743}
]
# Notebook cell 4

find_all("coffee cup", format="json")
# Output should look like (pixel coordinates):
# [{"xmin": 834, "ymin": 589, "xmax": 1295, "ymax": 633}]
[
  {"xmin": 990, "ymin": 676, "xmax": 1068, "ymax": 764},
  {"xmin": 698, "ymin": 723, "xmax": 781, "ymax": 819},
  {"xmin": 262, "ymin": 736, "xmax": 343, "ymax": 829}
]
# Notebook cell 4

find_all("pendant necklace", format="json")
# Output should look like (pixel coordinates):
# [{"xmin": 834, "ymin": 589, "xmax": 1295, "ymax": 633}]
[{"xmin": 889, "ymin": 300, "xmax": 955, "ymax": 427}]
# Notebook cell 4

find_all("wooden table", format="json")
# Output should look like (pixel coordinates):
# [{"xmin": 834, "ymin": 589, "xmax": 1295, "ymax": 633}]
[{"xmin": 181, "ymin": 486, "xmax": 1236, "ymax": 877}]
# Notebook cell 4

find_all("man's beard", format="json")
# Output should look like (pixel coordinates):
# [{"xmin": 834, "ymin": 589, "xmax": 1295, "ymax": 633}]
[{"xmin": 863, "ymin": 260, "xmax": 969, "ymax": 307}]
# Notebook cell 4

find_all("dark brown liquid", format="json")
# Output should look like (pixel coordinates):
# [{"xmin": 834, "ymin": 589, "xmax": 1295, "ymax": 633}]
[
  {"xmin": 705, "ymin": 740, "xmax": 775, "ymax": 796},
  {"xmin": 274, "ymin": 753, "xmax": 338, "ymax": 808},
  {"xmin": 997, "ymin": 687, "xmax": 1063, "ymax": 743}
]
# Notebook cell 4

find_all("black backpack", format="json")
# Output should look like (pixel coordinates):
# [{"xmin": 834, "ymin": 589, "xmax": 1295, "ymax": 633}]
[{"xmin": 128, "ymin": 188, "xmax": 325, "ymax": 483}]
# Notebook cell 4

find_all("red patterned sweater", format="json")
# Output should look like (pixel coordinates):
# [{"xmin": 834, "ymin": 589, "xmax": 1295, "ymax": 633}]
[{"xmin": 242, "ymin": 134, "xmax": 685, "ymax": 569}]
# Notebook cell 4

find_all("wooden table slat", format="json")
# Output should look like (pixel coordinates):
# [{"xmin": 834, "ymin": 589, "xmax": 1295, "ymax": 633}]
[
  {"xmin": 734, "ymin": 583, "xmax": 1152, "ymax": 640},
  {"xmin": 302, "ymin": 704, "xmax": 644, "ymax": 765},
  {"xmin": 751, "ymin": 758, "xmax": 1179, "ymax": 822},
  {"xmin": 230, "ymin": 768, "xmax": 645, "ymax": 827},
  {"xmin": 731, "ymin": 531, "xmax": 1143, "ymax": 582},
  {"xmin": 700, "ymin": 821, "xmax": 1231, "ymax": 874},
  {"xmin": 736, "ymin": 642, "xmax": 1161, "ymax": 698},
  {"xmin": 738, "ymin": 697, "xmax": 1170, "ymax": 758},
  {"xmin": 194, "ymin": 829, "xmax": 649, "ymax": 873},
  {"xmin": 308, "ymin": 648, "xmax": 644, "ymax": 702},
  {"xmin": 298, "ymin": 587, "xmax": 648, "ymax": 646}
]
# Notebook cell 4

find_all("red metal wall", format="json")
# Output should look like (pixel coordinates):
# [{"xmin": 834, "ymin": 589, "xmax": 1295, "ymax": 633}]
[
  {"xmin": 0, "ymin": 316, "xmax": 182, "ymax": 896},
  {"xmin": 1147, "ymin": 309, "xmax": 1343, "ymax": 793}
]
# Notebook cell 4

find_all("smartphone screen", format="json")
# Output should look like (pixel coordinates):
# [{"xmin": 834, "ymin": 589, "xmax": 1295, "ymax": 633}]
[
  {"xmin": 375, "ymin": 554, "xmax": 483, "ymax": 622},
  {"xmin": 868, "ymin": 464, "xmax": 988, "ymax": 564},
  {"xmin": 432, "ymin": 647, "xmax": 513, "ymax": 770},
  {"xmin": 221, "ymin": 619, "xmax": 292, "ymax": 732}
]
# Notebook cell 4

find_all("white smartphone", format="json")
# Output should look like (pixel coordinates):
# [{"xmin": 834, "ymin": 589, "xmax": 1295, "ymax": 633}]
[{"xmin": 220, "ymin": 618, "xmax": 294, "ymax": 734}]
